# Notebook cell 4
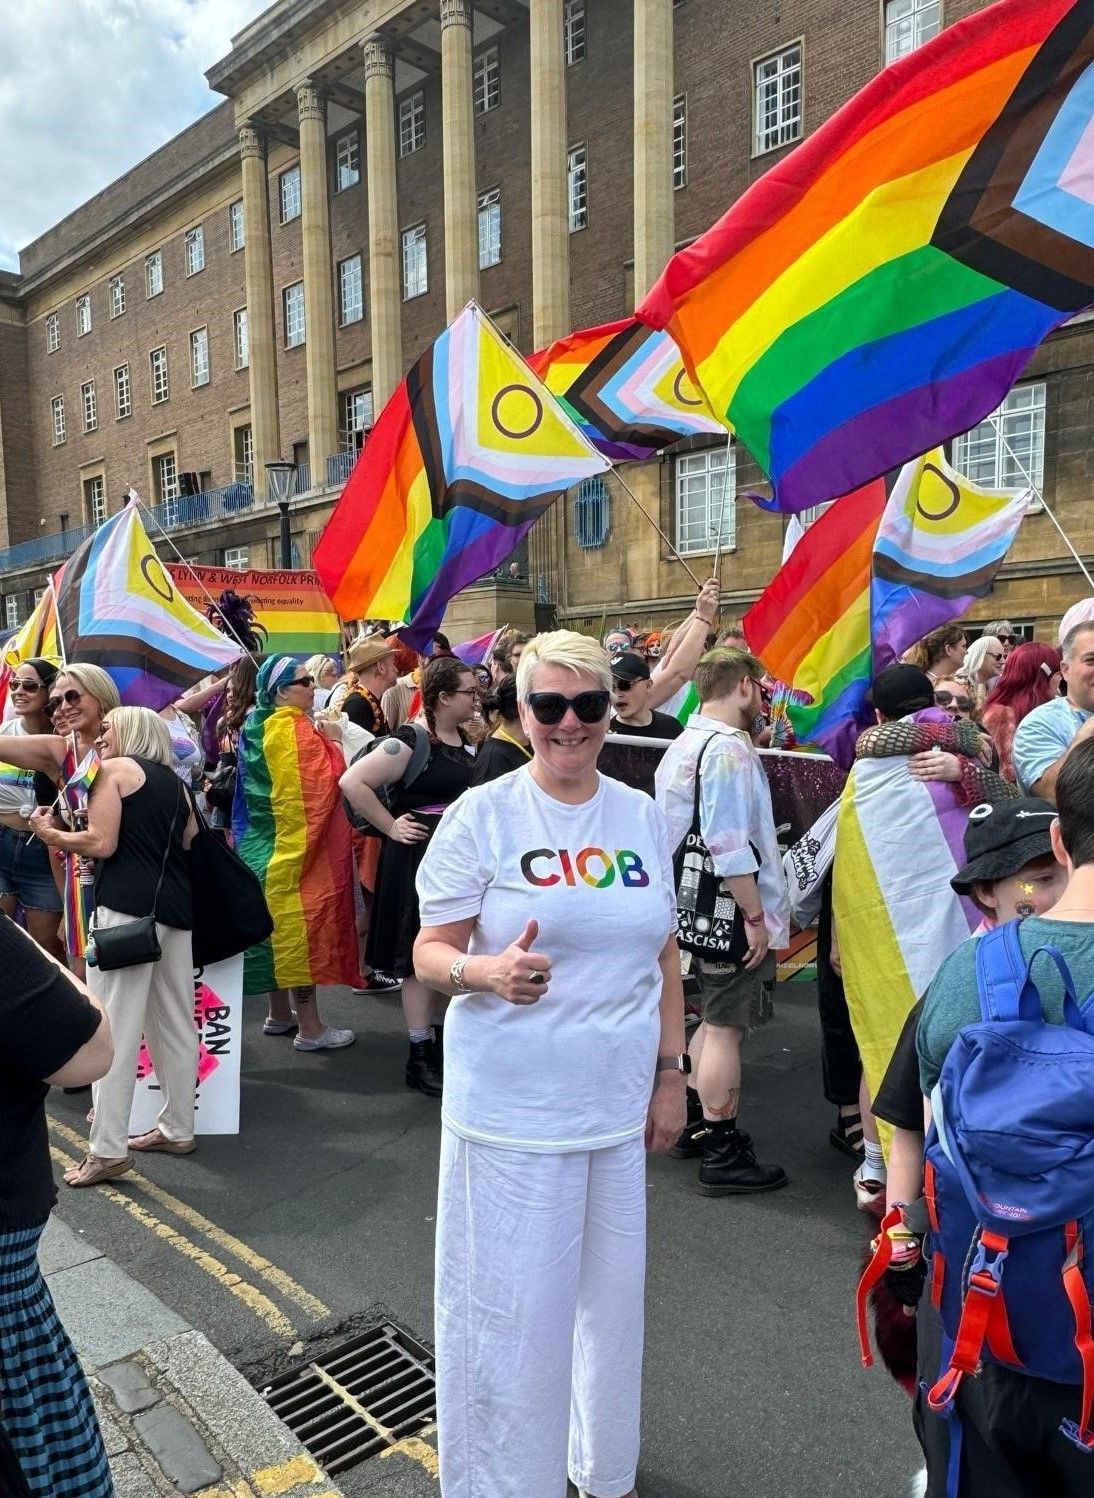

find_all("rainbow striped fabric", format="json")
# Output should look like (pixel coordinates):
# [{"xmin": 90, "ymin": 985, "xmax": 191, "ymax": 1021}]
[
  {"xmin": 314, "ymin": 303, "xmax": 608, "ymax": 649},
  {"xmin": 167, "ymin": 565, "xmax": 341, "ymax": 658},
  {"xmin": 638, "ymin": 0, "xmax": 1094, "ymax": 511},
  {"xmin": 527, "ymin": 317, "xmax": 725, "ymax": 461},
  {"xmin": 232, "ymin": 706, "xmax": 358, "ymax": 995}
]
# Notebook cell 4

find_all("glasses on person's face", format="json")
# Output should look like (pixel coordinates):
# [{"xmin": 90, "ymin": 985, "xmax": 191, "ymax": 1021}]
[
  {"xmin": 987, "ymin": 651, "xmax": 1005, "ymax": 662},
  {"xmin": 45, "ymin": 688, "xmax": 84, "ymax": 716},
  {"xmin": 449, "ymin": 687, "xmax": 477, "ymax": 698},
  {"xmin": 289, "ymin": 675, "xmax": 314, "ymax": 689},
  {"xmin": 612, "ymin": 678, "xmax": 636, "ymax": 693},
  {"xmin": 998, "ymin": 634, "xmax": 1015, "ymax": 645},
  {"xmin": 11, "ymin": 678, "xmax": 44, "ymax": 694},
  {"xmin": 526, "ymin": 690, "xmax": 611, "ymax": 726},
  {"xmin": 935, "ymin": 690, "xmax": 973, "ymax": 713}
]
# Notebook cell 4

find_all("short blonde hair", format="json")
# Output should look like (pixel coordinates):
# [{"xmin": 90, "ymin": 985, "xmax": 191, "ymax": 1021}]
[
  {"xmin": 304, "ymin": 654, "xmax": 335, "ymax": 681},
  {"xmin": 516, "ymin": 630, "xmax": 612, "ymax": 700},
  {"xmin": 57, "ymin": 663, "xmax": 121, "ymax": 717},
  {"xmin": 104, "ymin": 706, "xmax": 174, "ymax": 765}
]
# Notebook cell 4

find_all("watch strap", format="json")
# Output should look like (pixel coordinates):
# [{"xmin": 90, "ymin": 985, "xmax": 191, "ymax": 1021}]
[{"xmin": 655, "ymin": 1053, "xmax": 691, "ymax": 1075}]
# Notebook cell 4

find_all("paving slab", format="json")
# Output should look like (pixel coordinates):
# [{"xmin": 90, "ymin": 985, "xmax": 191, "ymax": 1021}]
[
  {"xmin": 38, "ymin": 1214, "xmax": 103, "ymax": 1275},
  {"xmin": 46, "ymin": 1254, "xmax": 188, "ymax": 1372},
  {"xmin": 133, "ymin": 1403, "xmax": 223, "ymax": 1494},
  {"xmin": 97, "ymin": 1359, "xmax": 162, "ymax": 1414}
]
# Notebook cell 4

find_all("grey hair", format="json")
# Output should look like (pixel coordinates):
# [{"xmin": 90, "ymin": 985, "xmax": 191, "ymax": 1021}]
[
  {"xmin": 515, "ymin": 630, "xmax": 612, "ymax": 700},
  {"xmin": 1062, "ymin": 620, "xmax": 1094, "ymax": 661}
]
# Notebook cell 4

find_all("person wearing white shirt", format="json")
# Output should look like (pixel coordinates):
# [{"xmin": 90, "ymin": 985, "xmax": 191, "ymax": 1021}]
[{"xmin": 655, "ymin": 647, "xmax": 791, "ymax": 1196}]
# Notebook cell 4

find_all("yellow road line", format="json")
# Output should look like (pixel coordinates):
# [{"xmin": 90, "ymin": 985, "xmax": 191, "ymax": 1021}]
[
  {"xmin": 249, "ymin": 1454, "xmax": 326, "ymax": 1494},
  {"xmin": 48, "ymin": 1118, "xmax": 329, "ymax": 1321},
  {"xmin": 49, "ymin": 1144, "xmax": 296, "ymax": 1339},
  {"xmin": 381, "ymin": 1433, "xmax": 440, "ymax": 1478}
]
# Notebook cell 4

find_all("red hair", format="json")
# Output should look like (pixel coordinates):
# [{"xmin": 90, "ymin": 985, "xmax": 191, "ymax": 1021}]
[
  {"xmin": 388, "ymin": 637, "xmax": 419, "ymax": 677},
  {"xmin": 982, "ymin": 641, "xmax": 1061, "ymax": 726}
]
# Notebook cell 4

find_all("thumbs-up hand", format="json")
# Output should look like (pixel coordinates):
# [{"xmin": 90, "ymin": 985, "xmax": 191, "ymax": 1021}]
[{"xmin": 488, "ymin": 918, "xmax": 553, "ymax": 1005}]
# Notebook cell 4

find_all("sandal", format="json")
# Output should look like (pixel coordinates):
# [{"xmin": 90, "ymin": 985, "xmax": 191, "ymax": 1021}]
[
  {"xmin": 830, "ymin": 1108, "xmax": 866, "ymax": 1160},
  {"xmin": 128, "ymin": 1129, "xmax": 196, "ymax": 1155},
  {"xmin": 63, "ymin": 1154, "xmax": 133, "ymax": 1188},
  {"xmin": 263, "ymin": 1018, "xmax": 298, "ymax": 1036}
]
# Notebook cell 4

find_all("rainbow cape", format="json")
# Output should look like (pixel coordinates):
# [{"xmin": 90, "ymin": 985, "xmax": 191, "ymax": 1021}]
[
  {"xmin": 527, "ymin": 316, "xmax": 725, "ymax": 461},
  {"xmin": 638, "ymin": 0, "xmax": 1094, "ymax": 511},
  {"xmin": 232, "ymin": 706, "xmax": 357, "ymax": 995},
  {"xmin": 314, "ymin": 303, "xmax": 609, "ymax": 649}
]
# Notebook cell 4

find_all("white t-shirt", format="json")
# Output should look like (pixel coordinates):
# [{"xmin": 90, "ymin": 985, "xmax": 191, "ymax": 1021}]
[
  {"xmin": 0, "ymin": 719, "xmax": 37, "ymax": 817},
  {"xmin": 416, "ymin": 766, "xmax": 677, "ymax": 1152}
]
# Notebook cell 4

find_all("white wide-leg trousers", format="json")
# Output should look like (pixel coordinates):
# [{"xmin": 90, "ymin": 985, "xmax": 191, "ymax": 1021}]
[{"xmin": 435, "ymin": 1126, "xmax": 647, "ymax": 1498}]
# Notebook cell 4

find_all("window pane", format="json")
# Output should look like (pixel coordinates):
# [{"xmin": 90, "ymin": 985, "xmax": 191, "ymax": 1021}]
[
  {"xmin": 51, "ymin": 395, "xmax": 66, "ymax": 444},
  {"xmin": 339, "ymin": 255, "xmax": 363, "ymax": 324},
  {"xmin": 401, "ymin": 225, "xmax": 428, "ymax": 299},
  {"xmin": 884, "ymin": 0, "xmax": 940, "ymax": 63},
  {"xmin": 76, "ymin": 295, "xmax": 91, "ymax": 336},
  {"xmin": 146, "ymin": 251, "xmax": 163, "ymax": 297},
  {"xmin": 190, "ymin": 327, "xmax": 210, "ymax": 386},
  {"xmin": 114, "ymin": 363, "xmax": 131, "ymax": 418},
  {"xmin": 229, "ymin": 199, "xmax": 245, "ymax": 252},
  {"xmin": 280, "ymin": 166, "xmax": 301, "ymax": 223},
  {"xmin": 82, "ymin": 380, "xmax": 97, "ymax": 432},
  {"xmin": 398, "ymin": 92, "xmax": 425, "ymax": 157},
  {"xmin": 185, "ymin": 226, "xmax": 205, "ymax": 275},
  {"xmin": 336, "ymin": 132, "xmax": 360, "ymax": 191},
  {"xmin": 150, "ymin": 347, "xmax": 169, "ymax": 403},
  {"xmin": 673, "ymin": 95, "xmax": 687, "ymax": 189},
  {"xmin": 47, "ymin": 314, "xmax": 59, "ymax": 352},
  {"xmin": 110, "ymin": 276, "xmax": 126, "ymax": 317},
  {"xmin": 568, "ymin": 144, "xmax": 587, "ymax": 232},
  {"xmin": 474, "ymin": 47, "xmax": 500, "ymax": 113},
  {"xmin": 234, "ymin": 308, "xmax": 249, "ymax": 368},
  {"xmin": 284, "ymin": 283, "xmax": 306, "ymax": 346},
  {"xmin": 674, "ymin": 446, "xmax": 736, "ymax": 554},
  {"xmin": 478, "ymin": 190, "xmax": 502, "ymax": 269},
  {"xmin": 951, "ymin": 383, "xmax": 1046, "ymax": 492},
  {"xmin": 565, "ymin": 0, "xmax": 586, "ymax": 64},
  {"xmin": 754, "ymin": 44, "xmax": 802, "ymax": 154}
]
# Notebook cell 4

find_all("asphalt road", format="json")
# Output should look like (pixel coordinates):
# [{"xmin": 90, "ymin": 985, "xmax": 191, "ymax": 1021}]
[{"xmin": 49, "ymin": 980, "xmax": 924, "ymax": 1498}]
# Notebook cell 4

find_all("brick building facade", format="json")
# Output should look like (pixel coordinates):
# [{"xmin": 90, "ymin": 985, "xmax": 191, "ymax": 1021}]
[{"xmin": 0, "ymin": 0, "xmax": 1089, "ymax": 642}]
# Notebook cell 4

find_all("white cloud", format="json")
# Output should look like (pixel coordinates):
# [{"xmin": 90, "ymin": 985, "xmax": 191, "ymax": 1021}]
[{"xmin": 0, "ymin": 0, "xmax": 267, "ymax": 271}]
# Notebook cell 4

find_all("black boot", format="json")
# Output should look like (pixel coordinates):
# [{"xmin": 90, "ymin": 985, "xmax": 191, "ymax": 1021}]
[
  {"xmin": 670, "ymin": 1088, "xmax": 707, "ymax": 1159},
  {"xmin": 698, "ymin": 1120, "xmax": 788, "ymax": 1196},
  {"xmin": 406, "ymin": 1039, "xmax": 444, "ymax": 1098}
]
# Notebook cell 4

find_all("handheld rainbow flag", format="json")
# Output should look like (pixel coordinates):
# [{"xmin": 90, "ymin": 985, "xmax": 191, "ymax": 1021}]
[
  {"xmin": 638, "ymin": 0, "xmax": 1094, "ymax": 511},
  {"xmin": 527, "ymin": 317, "xmax": 725, "ymax": 461},
  {"xmin": 314, "ymin": 302, "xmax": 610, "ymax": 648},
  {"xmin": 454, "ymin": 627, "xmax": 505, "ymax": 668}
]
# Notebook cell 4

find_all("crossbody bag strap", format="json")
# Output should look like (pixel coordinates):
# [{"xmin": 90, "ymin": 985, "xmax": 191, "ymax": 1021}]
[
  {"xmin": 145, "ymin": 778, "xmax": 184, "ymax": 919},
  {"xmin": 687, "ymin": 734, "xmax": 720, "ymax": 843}
]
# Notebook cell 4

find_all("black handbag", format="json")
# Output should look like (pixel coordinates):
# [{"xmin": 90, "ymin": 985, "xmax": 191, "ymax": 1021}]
[
  {"xmin": 184, "ymin": 788, "xmax": 274, "ymax": 967},
  {"xmin": 89, "ymin": 783, "xmax": 181, "ymax": 972},
  {"xmin": 672, "ymin": 735, "xmax": 751, "ymax": 966}
]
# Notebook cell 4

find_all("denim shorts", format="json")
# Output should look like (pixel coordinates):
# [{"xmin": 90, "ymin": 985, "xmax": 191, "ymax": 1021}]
[
  {"xmin": 0, "ymin": 822, "xmax": 63, "ymax": 912},
  {"xmin": 695, "ymin": 952, "xmax": 776, "ymax": 1030}
]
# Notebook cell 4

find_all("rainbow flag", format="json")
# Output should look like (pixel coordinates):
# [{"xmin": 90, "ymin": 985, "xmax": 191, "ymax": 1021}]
[
  {"xmin": 454, "ymin": 627, "xmax": 504, "ymax": 667},
  {"xmin": 638, "ymin": 0, "xmax": 1094, "ymax": 511},
  {"xmin": 232, "ymin": 706, "xmax": 357, "ymax": 995},
  {"xmin": 167, "ymin": 564, "xmax": 341, "ymax": 657},
  {"xmin": 314, "ymin": 303, "xmax": 609, "ymax": 649},
  {"xmin": 527, "ymin": 317, "xmax": 725, "ymax": 461}
]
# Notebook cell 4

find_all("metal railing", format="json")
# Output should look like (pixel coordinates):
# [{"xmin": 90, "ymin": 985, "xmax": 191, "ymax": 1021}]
[
  {"xmin": 141, "ymin": 481, "xmax": 256, "ymax": 533},
  {"xmin": 294, "ymin": 461, "xmax": 311, "ymax": 495},
  {"xmin": 326, "ymin": 450, "xmax": 356, "ymax": 488},
  {"xmin": 0, "ymin": 522, "xmax": 95, "ymax": 572}
]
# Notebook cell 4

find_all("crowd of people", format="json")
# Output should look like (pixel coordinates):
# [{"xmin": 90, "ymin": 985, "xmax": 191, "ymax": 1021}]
[{"xmin": 4, "ymin": 581, "xmax": 1094, "ymax": 1498}]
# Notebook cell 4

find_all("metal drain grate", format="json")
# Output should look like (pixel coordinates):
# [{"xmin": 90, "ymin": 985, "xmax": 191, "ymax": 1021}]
[{"xmin": 260, "ymin": 1322, "xmax": 436, "ymax": 1474}]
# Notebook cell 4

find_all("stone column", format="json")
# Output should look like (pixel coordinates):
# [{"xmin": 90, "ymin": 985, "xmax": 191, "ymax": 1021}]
[
  {"xmin": 529, "ymin": 0, "xmax": 569, "ymax": 346},
  {"xmin": 440, "ymin": 0, "xmax": 480, "ymax": 320},
  {"xmin": 296, "ymin": 80, "xmax": 339, "ymax": 485},
  {"xmin": 363, "ymin": 37, "xmax": 403, "ymax": 408},
  {"xmin": 239, "ymin": 124, "xmax": 281, "ymax": 484},
  {"xmin": 632, "ymin": 0, "xmax": 674, "ymax": 302}
]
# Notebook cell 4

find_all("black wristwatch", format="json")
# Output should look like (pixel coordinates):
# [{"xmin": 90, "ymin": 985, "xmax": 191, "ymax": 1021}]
[{"xmin": 655, "ymin": 1053, "xmax": 691, "ymax": 1076}]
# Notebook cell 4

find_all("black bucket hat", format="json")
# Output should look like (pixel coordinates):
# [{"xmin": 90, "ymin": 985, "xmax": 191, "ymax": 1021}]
[{"xmin": 950, "ymin": 798, "xmax": 1058, "ymax": 893}]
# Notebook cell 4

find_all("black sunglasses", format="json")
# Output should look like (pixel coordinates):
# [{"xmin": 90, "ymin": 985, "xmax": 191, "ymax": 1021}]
[
  {"xmin": 997, "ymin": 634, "xmax": 1016, "ymax": 644},
  {"xmin": 527, "ymin": 690, "xmax": 611, "ymax": 726},
  {"xmin": 289, "ymin": 674, "xmax": 314, "ymax": 689},
  {"xmin": 45, "ymin": 688, "xmax": 84, "ymax": 715},
  {"xmin": 11, "ymin": 678, "xmax": 45, "ymax": 692},
  {"xmin": 612, "ymin": 678, "xmax": 636, "ymax": 692},
  {"xmin": 935, "ymin": 690, "xmax": 973, "ymax": 712}
]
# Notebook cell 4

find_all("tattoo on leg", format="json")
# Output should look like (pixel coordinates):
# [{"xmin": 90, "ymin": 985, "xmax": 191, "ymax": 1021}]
[{"xmin": 705, "ymin": 1088, "xmax": 740, "ymax": 1121}]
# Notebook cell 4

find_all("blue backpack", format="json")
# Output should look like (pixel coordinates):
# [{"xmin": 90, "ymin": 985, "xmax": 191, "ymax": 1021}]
[{"xmin": 916, "ymin": 922, "xmax": 1094, "ymax": 1453}]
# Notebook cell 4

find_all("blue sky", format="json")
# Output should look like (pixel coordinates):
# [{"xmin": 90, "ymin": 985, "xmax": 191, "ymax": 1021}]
[{"xmin": 0, "ymin": 0, "xmax": 266, "ymax": 272}]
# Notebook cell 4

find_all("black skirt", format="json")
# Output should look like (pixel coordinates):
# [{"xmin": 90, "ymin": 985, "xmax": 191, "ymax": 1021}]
[{"xmin": 366, "ymin": 813, "xmax": 442, "ymax": 978}]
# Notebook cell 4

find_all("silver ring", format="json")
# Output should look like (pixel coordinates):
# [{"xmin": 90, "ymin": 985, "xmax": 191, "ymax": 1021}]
[{"xmin": 528, "ymin": 970, "xmax": 546, "ymax": 986}]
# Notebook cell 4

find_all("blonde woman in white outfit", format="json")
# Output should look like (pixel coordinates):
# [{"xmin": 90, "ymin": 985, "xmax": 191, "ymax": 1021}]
[{"xmin": 414, "ymin": 630, "xmax": 687, "ymax": 1498}]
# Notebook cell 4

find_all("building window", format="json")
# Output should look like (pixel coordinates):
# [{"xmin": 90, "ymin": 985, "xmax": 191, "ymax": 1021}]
[
  {"xmin": 951, "ymin": 382, "xmax": 1046, "ymax": 492},
  {"xmin": 146, "ymin": 250, "xmax": 163, "ymax": 298},
  {"xmin": 754, "ymin": 43, "xmax": 803, "ymax": 155},
  {"xmin": 884, "ymin": 0, "xmax": 941, "ymax": 63},
  {"xmin": 335, "ymin": 131, "xmax": 360, "ymax": 191},
  {"xmin": 478, "ymin": 189, "xmax": 502, "ymax": 269},
  {"xmin": 190, "ymin": 326, "xmax": 210, "ymax": 387},
  {"xmin": 114, "ymin": 363, "xmax": 131, "ymax": 419},
  {"xmin": 5, "ymin": 595, "xmax": 21, "ymax": 630},
  {"xmin": 233, "ymin": 424, "xmax": 254, "ymax": 485},
  {"xmin": 673, "ymin": 95, "xmax": 687, "ymax": 189},
  {"xmin": 401, "ymin": 224, "xmax": 428, "ymax": 300},
  {"xmin": 574, "ymin": 477, "xmax": 611, "ymax": 549},
  {"xmin": 222, "ymin": 546, "xmax": 249, "ymax": 570},
  {"xmin": 76, "ymin": 295, "xmax": 91, "ymax": 337},
  {"xmin": 675, "ymin": 445, "xmax": 736, "ymax": 555},
  {"xmin": 234, "ymin": 308, "xmax": 249, "ymax": 369},
  {"xmin": 46, "ymin": 313, "xmax": 59, "ymax": 353},
  {"xmin": 109, "ymin": 275, "xmax": 126, "ymax": 318},
  {"xmin": 564, "ymin": 0, "xmax": 586, "ymax": 64},
  {"xmin": 341, "ymin": 387, "xmax": 374, "ymax": 453},
  {"xmin": 150, "ymin": 345, "xmax": 169, "ymax": 405},
  {"xmin": 81, "ymin": 380, "xmax": 97, "ymax": 433},
  {"xmin": 338, "ymin": 254, "xmax": 364, "ymax": 325},
  {"xmin": 283, "ymin": 282, "xmax": 306, "ymax": 347},
  {"xmin": 228, "ymin": 199, "xmax": 245, "ymax": 252},
  {"xmin": 185, "ymin": 226, "xmax": 205, "ymax": 276},
  {"xmin": 50, "ymin": 394, "xmax": 66, "ymax": 446},
  {"xmin": 567, "ymin": 144, "xmax": 588, "ymax": 232},
  {"xmin": 474, "ymin": 47, "xmax": 500, "ymax": 113},
  {"xmin": 398, "ymin": 92, "xmax": 425, "ymax": 157},
  {"xmin": 154, "ymin": 452, "xmax": 180, "ymax": 521},
  {"xmin": 84, "ymin": 474, "xmax": 107, "ymax": 527},
  {"xmin": 279, "ymin": 165, "xmax": 301, "ymax": 224}
]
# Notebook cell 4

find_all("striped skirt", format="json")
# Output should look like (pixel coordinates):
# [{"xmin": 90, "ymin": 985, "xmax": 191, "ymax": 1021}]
[{"xmin": 0, "ymin": 1224, "xmax": 113, "ymax": 1498}]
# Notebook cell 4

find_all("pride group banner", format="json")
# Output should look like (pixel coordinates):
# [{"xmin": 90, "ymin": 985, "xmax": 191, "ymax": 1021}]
[{"xmin": 167, "ymin": 565, "xmax": 341, "ymax": 657}]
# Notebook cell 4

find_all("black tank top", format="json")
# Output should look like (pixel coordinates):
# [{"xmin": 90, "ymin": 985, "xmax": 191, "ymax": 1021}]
[{"xmin": 94, "ymin": 758, "xmax": 192, "ymax": 929}]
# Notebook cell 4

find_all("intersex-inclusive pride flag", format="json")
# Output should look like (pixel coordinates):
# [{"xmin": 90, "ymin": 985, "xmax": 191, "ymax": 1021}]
[
  {"xmin": 744, "ymin": 450, "xmax": 1029, "ymax": 765},
  {"xmin": 527, "ymin": 316, "xmax": 726, "ymax": 461},
  {"xmin": 4, "ymin": 504, "xmax": 241, "ymax": 708},
  {"xmin": 638, "ymin": 0, "xmax": 1094, "ymax": 512},
  {"xmin": 314, "ymin": 302, "xmax": 610, "ymax": 649},
  {"xmin": 167, "ymin": 564, "xmax": 341, "ymax": 657}
]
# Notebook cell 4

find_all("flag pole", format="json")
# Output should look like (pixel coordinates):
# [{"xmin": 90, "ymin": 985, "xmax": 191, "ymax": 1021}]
[
  {"xmin": 987, "ymin": 418, "xmax": 1094, "ymax": 591},
  {"xmin": 607, "ymin": 469, "xmax": 704, "ymax": 589},
  {"xmin": 45, "ymin": 572, "xmax": 81, "ymax": 780},
  {"xmin": 711, "ymin": 432, "xmax": 734, "ymax": 591}
]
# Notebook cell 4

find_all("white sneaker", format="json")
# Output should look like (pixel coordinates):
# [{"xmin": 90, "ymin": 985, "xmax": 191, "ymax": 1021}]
[{"xmin": 293, "ymin": 1026, "xmax": 356, "ymax": 1051}]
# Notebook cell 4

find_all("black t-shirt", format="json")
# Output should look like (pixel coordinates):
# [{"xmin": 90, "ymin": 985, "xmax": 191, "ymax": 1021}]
[
  {"xmin": 0, "ymin": 914, "xmax": 101, "ymax": 1229},
  {"xmin": 610, "ymin": 710, "xmax": 684, "ymax": 740},
  {"xmin": 872, "ymin": 999, "xmax": 926, "ymax": 1133},
  {"xmin": 471, "ymin": 735, "xmax": 530, "ymax": 786},
  {"xmin": 344, "ymin": 689, "xmax": 388, "ymax": 737}
]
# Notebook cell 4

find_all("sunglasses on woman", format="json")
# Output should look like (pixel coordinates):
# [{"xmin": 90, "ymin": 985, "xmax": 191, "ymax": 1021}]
[
  {"xmin": 935, "ymin": 690, "xmax": 973, "ymax": 712},
  {"xmin": 288, "ymin": 674, "xmax": 314, "ymax": 688},
  {"xmin": 45, "ymin": 688, "xmax": 84, "ymax": 716},
  {"xmin": 11, "ymin": 678, "xmax": 44, "ymax": 692},
  {"xmin": 526, "ymin": 690, "xmax": 611, "ymax": 726}
]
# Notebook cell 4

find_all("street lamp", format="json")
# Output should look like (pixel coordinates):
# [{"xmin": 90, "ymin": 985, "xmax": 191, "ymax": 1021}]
[{"xmin": 265, "ymin": 461, "xmax": 297, "ymax": 569}]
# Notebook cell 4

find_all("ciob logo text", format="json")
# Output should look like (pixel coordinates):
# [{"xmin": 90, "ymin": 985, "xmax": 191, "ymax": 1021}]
[{"xmin": 520, "ymin": 848, "xmax": 650, "ymax": 889}]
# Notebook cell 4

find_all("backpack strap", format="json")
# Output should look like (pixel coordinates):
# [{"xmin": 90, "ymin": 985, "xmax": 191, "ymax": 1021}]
[
  {"xmin": 928, "ymin": 1230, "xmax": 1015, "ymax": 1415},
  {"xmin": 855, "ymin": 1206, "xmax": 903, "ymax": 1368},
  {"xmin": 1061, "ymin": 1222, "xmax": 1094, "ymax": 1453},
  {"xmin": 974, "ymin": 923, "xmax": 1028, "ymax": 1023}
]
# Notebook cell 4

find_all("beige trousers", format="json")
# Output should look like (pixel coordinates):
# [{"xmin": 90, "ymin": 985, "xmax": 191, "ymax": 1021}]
[{"xmin": 88, "ymin": 906, "xmax": 197, "ymax": 1158}]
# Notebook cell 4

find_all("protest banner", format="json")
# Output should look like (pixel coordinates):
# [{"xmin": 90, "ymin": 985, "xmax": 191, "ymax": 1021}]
[{"xmin": 167, "ymin": 564, "xmax": 341, "ymax": 657}]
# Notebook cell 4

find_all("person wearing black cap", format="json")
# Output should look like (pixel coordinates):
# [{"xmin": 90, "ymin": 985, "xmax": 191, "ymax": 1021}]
[{"xmin": 609, "ymin": 652, "xmax": 684, "ymax": 740}]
